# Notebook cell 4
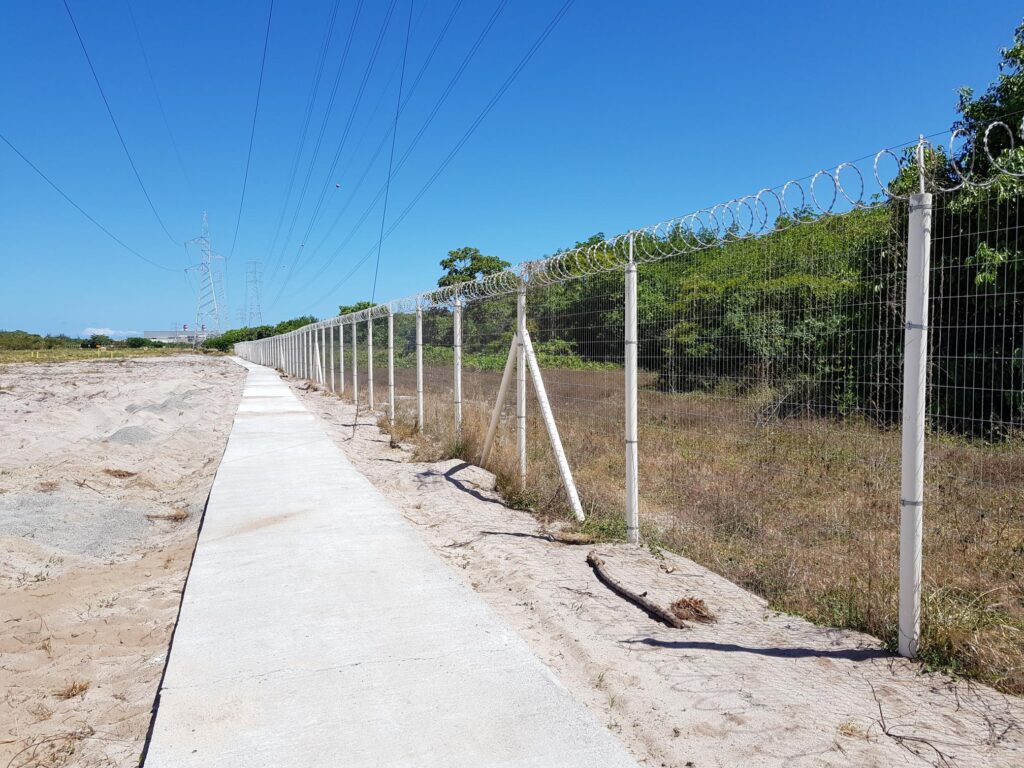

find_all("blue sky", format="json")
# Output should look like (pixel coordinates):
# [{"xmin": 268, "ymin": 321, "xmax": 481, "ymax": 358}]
[{"xmin": 1, "ymin": 0, "xmax": 1021, "ymax": 337}]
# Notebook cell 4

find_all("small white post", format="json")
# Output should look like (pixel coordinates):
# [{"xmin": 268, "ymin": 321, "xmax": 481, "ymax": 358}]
[
  {"xmin": 480, "ymin": 333, "xmax": 518, "ymax": 466},
  {"xmin": 368, "ymin": 317, "xmax": 375, "ymax": 410},
  {"xmin": 387, "ymin": 309, "xmax": 395, "ymax": 424},
  {"xmin": 521, "ymin": 329, "xmax": 585, "ymax": 522},
  {"xmin": 625, "ymin": 235, "xmax": 640, "ymax": 544},
  {"xmin": 339, "ymin": 322, "xmax": 345, "ymax": 394},
  {"xmin": 898, "ymin": 187, "xmax": 933, "ymax": 659},
  {"xmin": 453, "ymin": 297, "xmax": 463, "ymax": 433},
  {"xmin": 351, "ymin": 322, "xmax": 359, "ymax": 411},
  {"xmin": 330, "ymin": 325, "xmax": 336, "ymax": 392},
  {"xmin": 416, "ymin": 302, "xmax": 424, "ymax": 431},
  {"xmin": 516, "ymin": 280, "xmax": 527, "ymax": 488}
]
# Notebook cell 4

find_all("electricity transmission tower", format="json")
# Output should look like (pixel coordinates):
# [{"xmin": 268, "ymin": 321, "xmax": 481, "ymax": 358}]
[
  {"xmin": 186, "ymin": 212, "xmax": 226, "ymax": 343},
  {"xmin": 246, "ymin": 261, "xmax": 263, "ymax": 326}
]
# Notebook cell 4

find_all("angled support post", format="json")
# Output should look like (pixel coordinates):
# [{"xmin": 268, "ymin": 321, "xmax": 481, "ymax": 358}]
[
  {"xmin": 521, "ymin": 328, "xmax": 584, "ymax": 522},
  {"xmin": 480, "ymin": 332, "xmax": 518, "ymax": 467}
]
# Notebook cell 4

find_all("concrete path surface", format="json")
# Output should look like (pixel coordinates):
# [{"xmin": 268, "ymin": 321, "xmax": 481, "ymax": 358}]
[{"xmin": 144, "ymin": 360, "xmax": 638, "ymax": 767}]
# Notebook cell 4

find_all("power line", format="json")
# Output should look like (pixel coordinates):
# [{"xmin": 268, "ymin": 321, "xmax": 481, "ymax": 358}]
[
  {"xmin": 269, "ymin": 0, "xmax": 400, "ymax": 306},
  {"xmin": 229, "ymin": 0, "xmax": 275, "ymax": 259},
  {"xmin": 371, "ymin": 0, "xmax": 415, "ymax": 303},
  {"xmin": 271, "ymin": 0, "xmax": 500, "ymax": 305},
  {"xmin": 124, "ymin": 0, "xmax": 195, "ymax": 198},
  {"xmin": 62, "ymin": 0, "xmax": 179, "ymax": 245},
  {"xmin": 263, "ymin": 0, "xmax": 343, "ymax": 269},
  {"xmin": 305, "ymin": 0, "xmax": 577, "ymax": 310},
  {"xmin": 265, "ymin": 0, "xmax": 366, "ymax": 278},
  {"xmin": 301, "ymin": 0, "xmax": 502, "ymax": 273},
  {"xmin": 0, "ymin": 129, "xmax": 176, "ymax": 272}
]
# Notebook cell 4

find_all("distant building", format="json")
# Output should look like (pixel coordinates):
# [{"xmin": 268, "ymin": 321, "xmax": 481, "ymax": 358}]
[{"xmin": 143, "ymin": 324, "xmax": 214, "ymax": 344}]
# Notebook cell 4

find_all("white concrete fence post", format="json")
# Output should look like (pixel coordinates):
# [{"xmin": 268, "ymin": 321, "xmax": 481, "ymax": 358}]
[
  {"xmin": 899, "ymin": 183, "xmax": 933, "ymax": 660},
  {"xmin": 368, "ymin": 317, "xmax": 375, "ymax": 410},
  {"xmin": 516, "ymin": 279, "xmax": 527, "ymax": 489},
  {"xmin": 387, "ymin": 309, "xmax": 395, "ymax": 424},
  {"xmin": 625, "ymin": 235, "xmax": 640, "ymax": 544},
  {"xmin": 454, "ymin": 297, "xmax": 463, "ymax": 434},
  {"xmin": 339, "ymin": 322, "xmax": 345, "ymax": 394},
  {"xmin": 416, "ymin": 302, "xmax": 424, "ymax": 431},
  {"xmin": 330, "ymin": 325, "xmax": 336, "ymax": 392},
  {"xmin": 352, "ymin": 322, "xmax": 359, "ymax": 411}
]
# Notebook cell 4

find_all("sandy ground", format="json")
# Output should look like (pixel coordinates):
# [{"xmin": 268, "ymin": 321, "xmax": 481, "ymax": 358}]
[
  {"xmin": 0, "ymin": 356, "xmax": 245, "ymax": 768},
  {"xmin": 292, "ymin": 380, "xmax": 1024, "ymax": 768}
]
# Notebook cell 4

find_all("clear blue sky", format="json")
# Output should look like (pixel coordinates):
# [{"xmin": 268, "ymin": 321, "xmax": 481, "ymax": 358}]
[{"xmin": 1, "ymin": 0, "xmax": 1020, "ymax": 337}]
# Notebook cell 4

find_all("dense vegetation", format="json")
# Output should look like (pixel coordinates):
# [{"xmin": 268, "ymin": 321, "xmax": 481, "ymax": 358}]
[{"xmin": 201, "ymin": 315, "xmax": 319, "ymax": 352}]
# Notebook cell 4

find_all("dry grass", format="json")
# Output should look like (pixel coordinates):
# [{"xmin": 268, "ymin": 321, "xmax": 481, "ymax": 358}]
[
  {"xmin": 0, "ymin": 347, "xmax": 188, "ymax": 364},
  {"xmin": 102, "ymin": 468, "xmax": 137, "ymax": 479},
  {"xmin": 670, "ymin": 597, "xmax": 716, "ymax": 624},
  {"xmin": 53, "ymin": 680, "xmax": 89, "ymax": 700},
  {"xmin": 145, "ymin": 508, "xmax": 190, "ymax": 522},
  {"xmin": 364, "ymin": 364, "xmax": 1024, "ymax": 694}
]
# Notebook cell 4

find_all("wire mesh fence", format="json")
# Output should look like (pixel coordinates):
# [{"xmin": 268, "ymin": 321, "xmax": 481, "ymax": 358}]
[{"xmin": 237, "ymin": 123, "xmax": 1024, "ymax": 692}]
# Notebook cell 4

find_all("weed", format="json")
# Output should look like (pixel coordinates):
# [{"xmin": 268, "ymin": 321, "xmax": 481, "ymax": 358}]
[{"xmin": 54, "ymin": 680, "xmax": 89, "ymax": 700}]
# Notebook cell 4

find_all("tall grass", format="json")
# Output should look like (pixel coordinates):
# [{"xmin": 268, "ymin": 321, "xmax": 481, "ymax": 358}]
[{"xmin": 360, "ymin": 364, "xmax": 1024, "ymax": 694}]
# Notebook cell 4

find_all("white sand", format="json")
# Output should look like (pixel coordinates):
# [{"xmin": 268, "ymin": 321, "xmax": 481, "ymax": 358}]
[
  {"xmin": 0, "ymin": 356, "xmax": 244, "ymax": 767},
  {"xmin": 293, "ymin": 382, "xmax": 1024, "ymax": 768}
]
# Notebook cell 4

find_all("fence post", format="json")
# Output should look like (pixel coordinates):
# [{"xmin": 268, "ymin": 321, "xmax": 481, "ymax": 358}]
[
  {"xmin": 340, "ymin": 321, "xmax": 345, "ymax": 394},
  {"xmin": 454, "ymin": 297, "xmax": 463, "ymax": 434},
  {"xmin": 899, "ymin": 184, "xmax": 933, "ymax": 659},
  {"xmin": 625, "ymin": 235, "xmax": 640, "ymax": 544},
  {"xmin": 516, "ymin": 278, "xmax": 527, "ymax": 489},
  {"xmin": 387, "ymin": 308, "xmax": 395, "ymax": 424},
  {"xmin": 416, "ymin": 301, "xmax": 424, "ymax": 431},
  {"xmin": 368, "ymin": 317, "xmax": 375, "ymax": 410},
  {"xmin": 330, "ymin": 325, "xmax": 336, "ymax": 392},
  {"xmin": 352, "ymin": 322, "xmax": 359, "ymax": 411}
]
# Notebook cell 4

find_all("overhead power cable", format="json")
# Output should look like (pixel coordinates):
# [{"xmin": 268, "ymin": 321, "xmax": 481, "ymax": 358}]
[
  {"xmin": 125, "ymin": 0, "xmax": 195, "ymax": 199},
  {"xmin": 0, "ymin": 129, "xmax": 176, "ymax": 272},
  {"xmin": 263, "ymin": 0, "xmax": 343, "ymax": 268},
  {"xmin": 265, "ymin": 0, "xmax": 366, "ymax": 277},
  {"xmin": 62, "ymin": 0, "xmax": 179, "ymax": 245},
  {"xmin": 304, "ymin": 0, "xmax": 576, "ymax": 310},
  {"xmin": 229, "ymin": 0, "xmax": 275, "ymax": 259},
  {"xmin": 371, "ymin": 0, "xmax": 416, "ymax": 303},
  {"xmin": 269, "ymin": 0, "xmax": 399, "ymax": 306},
  {"xmin": 300, "ymin": 0, "xmax": 503, "ymax": 274},
  {"xmin": 271, "ymin": 0, "xmax": 499, "ymax": 305}
]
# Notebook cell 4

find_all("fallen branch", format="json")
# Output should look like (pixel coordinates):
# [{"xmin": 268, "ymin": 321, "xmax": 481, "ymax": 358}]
[{"xmin": 586, "ymin": 550, "xmax": 687, "ymax": 629}]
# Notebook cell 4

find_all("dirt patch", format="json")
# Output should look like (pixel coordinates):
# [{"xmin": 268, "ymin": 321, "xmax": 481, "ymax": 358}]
[
  {"xmin": 293, "ymin": 380, "xmax": 1024, "ymax": 768},
  {"xmin": 0, "ymin": 355, "xmax": 245, "ymax": 767}
]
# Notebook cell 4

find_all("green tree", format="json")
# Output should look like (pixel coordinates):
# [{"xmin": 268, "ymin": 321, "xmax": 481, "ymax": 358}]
[
  {"xmin": 437, "ymin": 247, "xmax": 510, "ymax": 288},
  {"xmin": 339, "ymin": 301, "xmax": 374, "ymax": 316}
]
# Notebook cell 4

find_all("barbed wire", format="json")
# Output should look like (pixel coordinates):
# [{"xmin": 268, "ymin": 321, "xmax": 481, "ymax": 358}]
[{"xmin": 275, "ymin": 119, "xmax": 1024, "ymax": 337}]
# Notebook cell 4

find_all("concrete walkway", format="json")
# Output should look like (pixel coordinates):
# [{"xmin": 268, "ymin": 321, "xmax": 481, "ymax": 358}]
[{"xmin": 144, "ymin": 360, "xmax": 638, "ymax": 767}]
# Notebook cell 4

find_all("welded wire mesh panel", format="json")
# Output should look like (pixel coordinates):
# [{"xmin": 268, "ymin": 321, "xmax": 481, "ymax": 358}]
[
  {"xmin": 390, "ymin": 311, "xmax": 419, "ymax": 432},
  {"xmin": 525, "ymin": 272, "xmax": 626, "ymax": 523},
  {"xmin": 419, "ymin": 303, "xmax": 456, "ymax": 440},
  {"xmin": 637, "ymin": 202, "xmax": 908, "ymax": 635},
  {"xmin": 460, "ymin": 293, "xmax": 517, "ymax": 460},
  {"xmin": 925, "ymin": 187, "xmax": 1024, "ymax": 686}
]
